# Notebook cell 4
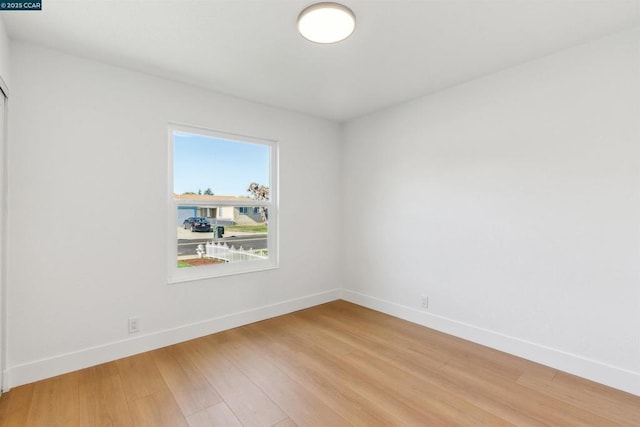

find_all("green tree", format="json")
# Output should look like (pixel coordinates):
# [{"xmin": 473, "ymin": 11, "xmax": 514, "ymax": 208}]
[{"xmin": 203, "ymin": 188, "xmax": 214, "ymax": 195}]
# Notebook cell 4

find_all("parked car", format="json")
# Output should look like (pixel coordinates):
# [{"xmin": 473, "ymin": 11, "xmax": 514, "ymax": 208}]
[{"xmin": 182, "ymin": 217, "xmax": 212, "ymax": 232}]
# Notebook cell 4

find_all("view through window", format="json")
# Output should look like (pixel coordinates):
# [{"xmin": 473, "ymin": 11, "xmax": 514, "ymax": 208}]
[{"xmin": 169, "ymin": 124, "xmax": 277, "ymax": 282}]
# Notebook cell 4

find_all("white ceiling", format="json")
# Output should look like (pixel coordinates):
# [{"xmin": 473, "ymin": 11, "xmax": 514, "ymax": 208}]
[{"xmin": 3, "ymin": 0, "xmax": 639, "ymax": 122}]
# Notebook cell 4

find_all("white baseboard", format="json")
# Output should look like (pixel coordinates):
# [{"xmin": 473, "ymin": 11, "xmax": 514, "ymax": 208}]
[
  {"xmin": 6, "ymin": 288, "xmax": 639, "ymax": 397},
  {"xmin": 6, "ymin": 288, "xmax": 342, "ymax": 390},
  {"xmin": 341, "ymin": 289, "xmax": 640, "ymax": 397}
]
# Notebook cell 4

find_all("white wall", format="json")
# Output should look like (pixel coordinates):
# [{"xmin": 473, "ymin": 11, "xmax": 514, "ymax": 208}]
[
  {"xmin": 342, "ymin": 28, "xmax": 640, "ymax": 395},
  {"xmin": 0, "ymin": 16, "xmax": 9, "ymax": 392},
  {"xmin": 6, "ymin": 42, "xmax": 343, "ymax": 387},
  {"xmin": 0, "ymin": 18, "xmax": 9, "ymax": 89}
]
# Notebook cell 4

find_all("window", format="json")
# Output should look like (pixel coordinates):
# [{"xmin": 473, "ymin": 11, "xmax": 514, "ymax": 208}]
[{"xmin": 168, "ymin": 124, "xmax": 278, "ymax": 283}]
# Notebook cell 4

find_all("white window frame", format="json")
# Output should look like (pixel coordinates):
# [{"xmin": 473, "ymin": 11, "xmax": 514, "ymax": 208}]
[{"xmin": 168, "ymin": 123, "xmax": 279, "ymax": 283}]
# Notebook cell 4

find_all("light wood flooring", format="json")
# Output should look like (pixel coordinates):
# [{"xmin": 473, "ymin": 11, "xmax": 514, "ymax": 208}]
[{"xmin": 0, "ymin": 300, "xmax": 638, "ymax": 426}]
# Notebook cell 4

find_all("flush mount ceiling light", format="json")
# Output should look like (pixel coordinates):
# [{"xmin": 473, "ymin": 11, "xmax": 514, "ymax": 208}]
[{"xmin": 297, "ymin": 2, "xmax": 356, "ymax": 44}]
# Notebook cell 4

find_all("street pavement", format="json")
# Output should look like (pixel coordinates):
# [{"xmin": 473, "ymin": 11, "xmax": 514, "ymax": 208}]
[{"xmin": 176, "ymin": 227, "xmax": 267, "ymax": 258}]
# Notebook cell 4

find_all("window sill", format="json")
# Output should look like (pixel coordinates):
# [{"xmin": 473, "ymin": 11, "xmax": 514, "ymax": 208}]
[{"xmin": 168, "ymin": 261, "xmax": 279, "ymax": 284}]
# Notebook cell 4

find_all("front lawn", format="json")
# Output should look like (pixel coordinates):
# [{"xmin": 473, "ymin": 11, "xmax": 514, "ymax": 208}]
[{"xmin": 225, "ymin": 224, "xmax": 267, "ymax": 233}]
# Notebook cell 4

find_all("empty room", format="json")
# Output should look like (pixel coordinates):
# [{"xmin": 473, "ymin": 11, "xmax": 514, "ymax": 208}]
[{"xmin": 0, "ymin": 0, "xmax": 638, "ymax": 425}]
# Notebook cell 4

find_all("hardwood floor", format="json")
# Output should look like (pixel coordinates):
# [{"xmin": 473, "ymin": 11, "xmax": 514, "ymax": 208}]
[{"xmin": 0, "ymin": 300, "xmax": 638, "ymax": 426}]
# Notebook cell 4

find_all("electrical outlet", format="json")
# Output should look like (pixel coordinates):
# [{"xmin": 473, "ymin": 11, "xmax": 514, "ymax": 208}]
[
  {"xmin": 128, "ymin": 317, "xmax": 140, "ymax": 334},
  {"xmin": 420, "ymin": 295, "xmax": 429, "ymax": 309}
]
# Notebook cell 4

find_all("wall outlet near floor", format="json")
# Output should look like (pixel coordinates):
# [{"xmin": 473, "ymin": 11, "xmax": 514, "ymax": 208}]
[
  {"xmin": 420, "ymin": 294, "xmax": 429, "ymax": 309},
  {"xmin": 128, "ymin": 317, "xmax": 140, "ymax": 334}
]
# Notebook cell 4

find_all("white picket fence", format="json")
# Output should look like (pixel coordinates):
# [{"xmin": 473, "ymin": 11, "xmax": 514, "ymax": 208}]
[{"xmin": 204, "ymin": 241, "xmax": 267, "ymax": 263}]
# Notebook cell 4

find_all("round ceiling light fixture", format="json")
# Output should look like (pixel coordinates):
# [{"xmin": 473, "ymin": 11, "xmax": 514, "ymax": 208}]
[{"xmin": 297, "ymin": 2, "xmax": 356, "ymax": 44}]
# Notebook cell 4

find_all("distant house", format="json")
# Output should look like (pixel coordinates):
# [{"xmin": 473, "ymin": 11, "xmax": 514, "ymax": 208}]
[
  {"xmin": 173, "ymin": 194, "xmax": 265, "ymax": 226},
  {"xmin": 234, "ymin": 206, "xmax": 265, "ymax": 225}
]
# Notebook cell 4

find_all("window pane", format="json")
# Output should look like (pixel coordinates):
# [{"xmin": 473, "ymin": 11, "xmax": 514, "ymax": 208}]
[
  {"xmin": 177, "ymin": 206, "xmax": 268, "ymax": 268},
  {"xmin": 173, "ymin": 131, "xmax": 269, "ymax": 198}
]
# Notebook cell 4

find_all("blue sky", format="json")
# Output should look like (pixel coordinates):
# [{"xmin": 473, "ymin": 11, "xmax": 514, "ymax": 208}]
[{"xmin": 173, "ymin": 132, "xmax": 270, "ymax": 197}]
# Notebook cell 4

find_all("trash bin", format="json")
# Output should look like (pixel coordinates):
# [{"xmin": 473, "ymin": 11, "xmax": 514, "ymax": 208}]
[{"xmin": 216, "ymin": 226, "xmax": 225, "ymax": 238}]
